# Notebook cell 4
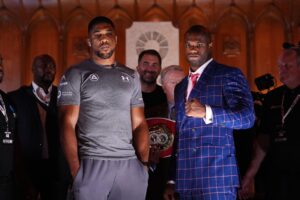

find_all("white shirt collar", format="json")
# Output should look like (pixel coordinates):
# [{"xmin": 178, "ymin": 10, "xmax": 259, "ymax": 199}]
[
  {"xmin": 32, "ymin": 81, "xmax": 52, "ymax": 94},
  {"xmin": 32, "ymin": 81, "xmax": 52, "ymax": 105}
]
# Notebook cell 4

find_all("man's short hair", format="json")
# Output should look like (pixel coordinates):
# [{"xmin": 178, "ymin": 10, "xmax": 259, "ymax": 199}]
[
  {"xmin": 138, "ymin": 49, "xmax": 162, "ymax": 66},
  {"xmin": 88, "ymin": 16, "xmax": 115, "ymax": 34},
  {"xmin": 185, "ymin": 25, "xmax": 212, "ymax": 43},
  {"xmin": 32, "ymin": 54, "xmax": 56, "ymax": 70}
]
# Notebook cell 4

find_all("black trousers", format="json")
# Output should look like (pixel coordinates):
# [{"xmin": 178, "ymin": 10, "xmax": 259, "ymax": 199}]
[
  {"xmin": 16, "ymin": 159, "xmax": 69, "ymax": 200},
  {"xmin": 0, "ymin": 175, "xmax": 14, "ymax": 200},
  {"xmin": 146, "ymin": 158, "xmax": 171, "ymax": 200},
  {"xmin": 265, "ymin": 170, "xmax": 300, "ymax": 200}
]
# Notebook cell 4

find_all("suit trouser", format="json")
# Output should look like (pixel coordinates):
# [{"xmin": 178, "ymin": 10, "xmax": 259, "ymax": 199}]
[
  {"xmin": 73, "ymin": 158, "xmax": 148, "ymax": 200},
  {"xmin": 178, "ymin": 187, "xmax": 237, "ymax": 200}
]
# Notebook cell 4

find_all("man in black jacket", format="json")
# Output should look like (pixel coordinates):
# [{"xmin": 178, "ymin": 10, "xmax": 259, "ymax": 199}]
[
  {"xmin": 9, "ymin": 54, "xmax": 70, "ymax": 200},
  {"xmin": 239, "ymin": 43, "xmax": 300, "ymax": 200},
  {"xmin": 0, "ymin": 54, "xmax": 17, "ymax": 200}
]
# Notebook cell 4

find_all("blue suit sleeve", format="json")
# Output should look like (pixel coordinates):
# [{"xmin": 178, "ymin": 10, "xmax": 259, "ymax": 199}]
[{"xmin": 211, "ymin": 68, "xmax": 255, "ymax": 129}]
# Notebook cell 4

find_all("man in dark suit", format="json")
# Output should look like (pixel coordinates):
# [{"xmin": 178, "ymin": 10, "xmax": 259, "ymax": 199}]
[
  {"xmin": 9, "ymin": 54, "xmax": 70, "ymax": 200},
  {"xmin": 164, "ymin": 25, "xmax": 255, "ymax": 199}
]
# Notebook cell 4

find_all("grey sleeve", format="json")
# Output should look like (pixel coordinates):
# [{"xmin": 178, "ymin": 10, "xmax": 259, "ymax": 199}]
[
  {"xmin": 130, "ymin": 71, "xmax": 144, "ymax": 107},
  {"xmin": 57, "ymin": 67, "xmax": 81, "ymax": 106}
]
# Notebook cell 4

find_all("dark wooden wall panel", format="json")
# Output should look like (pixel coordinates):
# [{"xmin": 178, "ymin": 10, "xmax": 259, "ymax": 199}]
[
  {"xmin": 0, "ymin": 14, "xmax": 22, "ymax": 92},
  {"xmin": 0, "ymin": 0, "xmax": 299, "ymax": 92},
  {"xmin": 65, "ymin": 14, "xmax": 90, "ymax": 73},
  {"xmin": 292, "ymin": 24, "xmax": 300, "ymax": 44},
  {"xmin": 253, "ymin": 15, "xmax": 285, "ymax": 90},
  {"xmin": 214, "ymin": 15, "xmax": 248, "ymax": 80},
  {"xmin": 26, "ymin": 15, "xmax": 60, "ymax": 85}
]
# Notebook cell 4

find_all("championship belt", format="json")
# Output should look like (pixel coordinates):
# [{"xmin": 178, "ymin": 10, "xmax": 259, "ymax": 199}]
[{"xmin": 146, "ymin": 117, "xmax": 176, "ymax": 158}]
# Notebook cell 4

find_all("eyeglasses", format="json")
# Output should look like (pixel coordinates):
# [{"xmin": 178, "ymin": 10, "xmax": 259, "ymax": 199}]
[{"xmin": 185, "ymin": 42, "xmax": 207, "ymax": 49}]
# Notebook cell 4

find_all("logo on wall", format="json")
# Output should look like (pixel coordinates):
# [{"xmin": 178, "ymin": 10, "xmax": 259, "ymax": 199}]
[
  {"xmin": 222, "ymin": 34, "xmax": 241, "ymax": 57},
  {"xmin": 126, "ymin": 22, "xmax": 179, "ymax": 70},
  {"xmin": 136, "ymin": 31, "xmax": 169, "ymax": 59}
]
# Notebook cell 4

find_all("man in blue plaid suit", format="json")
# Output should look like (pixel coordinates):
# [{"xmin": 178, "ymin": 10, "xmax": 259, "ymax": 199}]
[{"xmin": 164, "ymin": 25, "xmax": 255, "ymax": 200}]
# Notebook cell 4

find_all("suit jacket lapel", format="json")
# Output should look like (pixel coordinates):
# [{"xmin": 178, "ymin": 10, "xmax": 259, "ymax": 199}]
[
  {"xmin": 198, "ymin": 62, "xmax": 215, "ymax": 85},
  {"xmin": 189, "ymin": 61, "xmax": 217, "ymax": 99}
]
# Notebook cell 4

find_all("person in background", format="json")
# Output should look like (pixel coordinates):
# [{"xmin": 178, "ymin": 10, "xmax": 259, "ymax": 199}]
[
  {"xmin": 164, "ymin": 24, "xmax": 255, "ymax": 200},
  {"xmin": 160, "ymin": 64, "xmax": 185, "ymax": 200},
  {"xmin": 239, "ymin": 43, "xmax": 300, "ymax": 200},
  {"xmin": 0, "ymin": 54, "xmax": 16, "ymax": 200},
  {"xmin": 136, "ymin": 49, "xmax": 169, "ymax": 200},
  {"xmin": 9, "ymin": 54, "xmax": 70, "ymax": 200},
  {"xmin": 160, "ymin": 65, "xmax": 185, "ymax": 120},
  {"xmin": 58, "ymin": 16, "xmax": 149, "ymax": 200},
  {"xmin": 137, "ymin": 49, "xmax": 168, "ymax": 119}
]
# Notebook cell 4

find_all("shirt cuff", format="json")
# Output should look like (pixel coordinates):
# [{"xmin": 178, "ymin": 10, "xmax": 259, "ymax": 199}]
[
  {"xmin": 167, "ymin": 180, "xmax": 175, "ymax": 184},
  {"xmin": 203, "ymin": 105, "xmax": 213, "ymax": 124}
]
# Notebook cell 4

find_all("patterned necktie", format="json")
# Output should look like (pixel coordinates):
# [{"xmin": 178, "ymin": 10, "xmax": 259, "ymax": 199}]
[
  {"xmin": 186, "ymin": 73, "xmax": 200, "ymax": 99},
  {"xmin": 36, "ymin": 87, "xmax": 50, "ymax": 105}
]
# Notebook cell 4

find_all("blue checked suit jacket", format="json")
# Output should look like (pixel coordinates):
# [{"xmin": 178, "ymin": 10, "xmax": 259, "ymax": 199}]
[{"xmin": 173, "ymin": 60, "xmax": 255, "ymax": 198}]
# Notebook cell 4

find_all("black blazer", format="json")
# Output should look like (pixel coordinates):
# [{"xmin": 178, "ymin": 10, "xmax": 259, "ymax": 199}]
[{"xmin": 8, "ymin": 85, "xmax": 69, "ymax": 180}]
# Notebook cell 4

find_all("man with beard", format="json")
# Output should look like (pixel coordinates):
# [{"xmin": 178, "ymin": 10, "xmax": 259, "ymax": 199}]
[
  {"xmin": 136, "ymin": 49, "xmax": 169, "ymax": 200},
  {"xmin": 137, "ymin": 49, "xmax": 168, "ymax": 119},
  {"xmin": 164, "ymin": 25, "xmax": 255, "ymax": 199},
  {"xmin": 57, "ymin": 16, "xmax": 149, "ymax": 200},
  {"xmin": 8, "ymin": 54, "xmax": 70, "ymax": 200}
]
